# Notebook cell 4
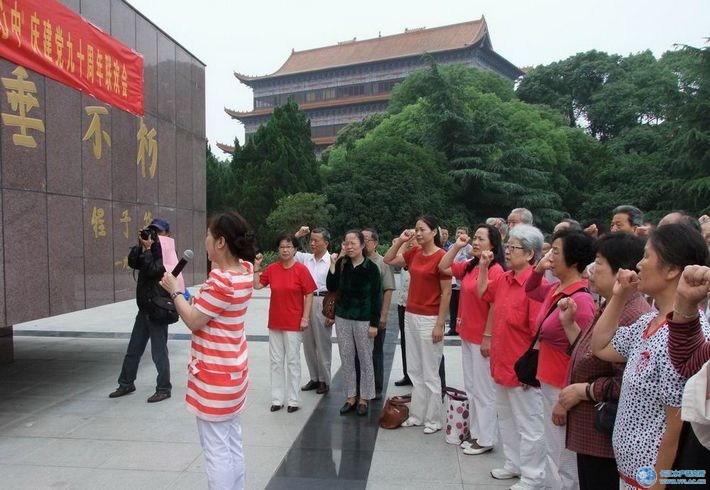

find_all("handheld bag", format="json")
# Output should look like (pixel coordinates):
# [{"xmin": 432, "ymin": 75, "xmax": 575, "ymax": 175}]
[
  {"xmin": 379, "ymin": 394, "xmax": 411, "ymax": 429},
  {"xmin": 594, "ymin": 381, "xmax": 617, "ymax": 436},
  {"xmin": 322, "ymin": 258, "xmax": 345, "ymax": 320},
  {"xmin": 444, "ymin": 387, "xmax": 471, "ymax": 444}
]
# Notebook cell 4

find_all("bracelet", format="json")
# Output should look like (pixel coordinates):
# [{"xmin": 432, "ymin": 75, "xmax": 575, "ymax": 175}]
[
  {"xmin": 585, "ymin": 383, "xmax": 594, "ymax": 402},
  {"xmin": 170, "ymin": 291, "xmax": 182, "ymax": 300},
  {"xmin": 482, "ymin": 333, "xmax": 492, "ymax": 338}
]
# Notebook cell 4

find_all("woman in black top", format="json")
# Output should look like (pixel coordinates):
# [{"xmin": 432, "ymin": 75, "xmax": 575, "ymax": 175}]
[{"xmin": 327, "ymin": 229, "xmax": 382, "ymax": 416}]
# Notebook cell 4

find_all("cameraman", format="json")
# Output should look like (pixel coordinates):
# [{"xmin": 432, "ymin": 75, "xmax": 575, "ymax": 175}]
[{"xmin": 109, "ymin": 218, "xmax": 173, "ymax": 403}]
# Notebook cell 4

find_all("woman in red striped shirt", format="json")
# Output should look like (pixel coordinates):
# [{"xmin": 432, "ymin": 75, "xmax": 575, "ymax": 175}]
[{"xmin": 160, "ymin": 211, "xmax": 257, "ymax": 490}]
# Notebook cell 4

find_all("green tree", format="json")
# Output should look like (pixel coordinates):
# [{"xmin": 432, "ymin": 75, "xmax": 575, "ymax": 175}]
[
  {"xmin": 231, "ymin": 100, "xmax": 321, "ymax": 232},
  {"xmin": 324, "ymin": 134, "xmax": 452, "ymax": 240},
  {"xmin": 262, "ymin": 192, "xmax": 335, "ymax": 249},
  {"xmin": 206, "ymin": 143, "xmax": 233, "ymax": 215}
]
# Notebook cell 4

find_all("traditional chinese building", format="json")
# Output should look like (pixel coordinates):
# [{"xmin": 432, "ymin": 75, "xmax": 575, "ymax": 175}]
[
  {"xmin": 0, "ymin": 0, "xmax": 206, "ymax": 363},
  {"xmin": 222, "ymin": 17, "xmax": 523, "ymax": 155}
]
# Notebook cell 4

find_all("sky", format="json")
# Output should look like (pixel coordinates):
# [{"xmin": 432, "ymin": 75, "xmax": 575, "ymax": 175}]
[{"xmin": 126, "ymin": 0, "xmax": 709, "ymax": 153}]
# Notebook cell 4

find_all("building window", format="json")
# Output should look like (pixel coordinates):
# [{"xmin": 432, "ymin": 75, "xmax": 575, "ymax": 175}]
[
  {"xmin": 306, "ymin": 91, "xmax": 317, "ymax": 103},
  {"xmin": 322, "ymin": 88, "xmax": 336, "ymax": 100},
  {"xmin": 339, "ymin": 84, "xmax": 365, "ymax": 98}
]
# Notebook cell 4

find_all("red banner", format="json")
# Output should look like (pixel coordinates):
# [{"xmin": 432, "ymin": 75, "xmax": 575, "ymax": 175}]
[{"xmin": 0, "ymin": 0, "xmax": 144, "ymax": 115}]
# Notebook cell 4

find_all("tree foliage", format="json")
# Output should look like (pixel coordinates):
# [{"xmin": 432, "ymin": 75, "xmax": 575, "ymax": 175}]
[{"xmin": 263, "ymin": 192, "xmax": 335, "ymax": 248}]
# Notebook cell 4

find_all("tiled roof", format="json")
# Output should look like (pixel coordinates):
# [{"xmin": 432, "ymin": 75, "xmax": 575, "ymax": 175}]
[{"xmin": 235, "ymin": 17, "xmax": 488, "ymax": 83}]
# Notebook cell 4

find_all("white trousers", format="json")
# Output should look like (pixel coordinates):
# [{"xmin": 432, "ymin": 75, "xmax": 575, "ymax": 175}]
[
  {"xmin": 462, "ymin": 339, "xmax": 498, "ymax": 446},
  {"xmin": 496, "ymin": 384, "xmax": 547, "ymax": 489},
  {"xmin": 540, "ymin": 381, "xmax": 579, "ymax": 490},
  {"xmin": 269, "ymin": 330, "xmax": 302, "ymax": 407},
  {"xmin": 405, "ymin": 312, "xmax": 444, "ymax": 428},
  {"xmin": 302, "ymin": 296, "xmax": 332, "ymax": 383},
  {"xmin": 196, "ymin": 415, "xmax": 245, "ymax": 490}
]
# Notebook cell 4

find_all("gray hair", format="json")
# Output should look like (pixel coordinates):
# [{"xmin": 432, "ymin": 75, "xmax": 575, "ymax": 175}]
[
  {"xmin": 510, "ymin": 208, "xmax": 534, "ymax": 225},
  {"xmin": 509, "ymin": 224, "xmax": 545, "ymax": 263},
  {"xmin": 486, "ymin": 217, "xmax": 509, "ymax": 237},
  {"xmin": 311, "ymin": 227, "xmax": 331, "ymax": 242},
  {"xmin": 612, "ymin": 205, "xmax": 644, "ymax": 227}
]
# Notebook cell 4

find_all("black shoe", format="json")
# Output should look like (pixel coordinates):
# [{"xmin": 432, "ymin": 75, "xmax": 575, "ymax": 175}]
[
  {"xmin": 287, "ymin": 406, "xmax": 299, "ymax": 413},
  {"xmin": 316, "ymin": 382, "xmax": 329, "ymax": 395},
  {"xmin": 109, "ymin": 384, "xmax": 136, "ymax": 398},
  {"xmin": 445, "ymin": 330, "xmax": 458, "ymax": 336},
  {"xmin": 270, "ymin": 404, "xmax": 283, "ymax": 412},
  {"xmin": 301, "ymin": 380, "xmax": 318, "ymax": 391},
  {"xmin": 356, "ymin": 403, "xmax": 368, "ymax": 416},
  {"xmin": 339, "ymin": 401, "xmax": 356, "ymax": 415},
  {"xmin": 147, "ymin": 391, "xmax": 171, "ymax": 403},
  {"xmin": 394, "ymin": 377, "xmax": 412, "ymax": 387}
]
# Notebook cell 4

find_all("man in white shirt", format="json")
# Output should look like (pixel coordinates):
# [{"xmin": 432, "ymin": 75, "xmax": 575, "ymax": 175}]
[{"xmin": 294, "ymin": 226, "xmax": 333, "ymax": 395}]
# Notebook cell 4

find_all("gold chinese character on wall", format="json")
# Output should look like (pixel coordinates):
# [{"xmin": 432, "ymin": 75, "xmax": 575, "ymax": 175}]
[
  {"xmin": 91, "ymin": 206, "xmax": 107, "ymax": 238},
  {"xmin": 114, "ymin": 256, "xmax": 128, "ymax": 270},
  {"xmin": 143, "ymin": 211, "xmax": 152, "ymax": 228},
  {"xmin": 83, "ymin": 105, "xmax": 111, "ymax": 160},
  {"xmin": 1, "ymin": 66, "xmax": 45, "ymax": 148},
  {"xmin": 137, "ymin": 117, "xmax": 157, "ymax": 178},
  {"xmin": 120, "ymin": 209, "xmax": 131, "ymax": 239}
]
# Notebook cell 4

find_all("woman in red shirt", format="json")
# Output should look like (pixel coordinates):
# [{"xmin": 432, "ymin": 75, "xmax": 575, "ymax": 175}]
[
  {"xmin": 385, "ymin": 215, "xmax": 451, "ymax": 434},
  {"xmin": 526, "ymin": 229, "xmax": 597, "ymax": 490},
  {"xmin": 439, "ymin": 224, "xmax": 505, "ymax": 454},
  {"xmin": 254, "ymin": 234, "xmax": 316, "ymax": 413},
  {"xmin": 477, "ymin": 224, "xmax": 548, "ymax": 489}
]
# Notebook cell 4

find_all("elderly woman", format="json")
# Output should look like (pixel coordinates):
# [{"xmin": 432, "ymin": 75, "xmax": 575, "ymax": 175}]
[
  {"xmin": 592, "ymin": 224, "xmax": 710, "ymax": 489},
  {"xmin": 328, "ymin": 229, "xmax": 382, "ymax": 416},
  {"xmin": 556, "ymin": 233, "xmax": 651, "ymax": 489},
  {"xmin": 526, "ymin": 229, "xmax": 597, "ymax": 490},
  {"xmin": 385, "ymin": 215, "xmax": 451, "ymax": 434},
  {"xmin": 477, "ymin": 224, "xmax": 548, "ymax": 489},
  {"xmin": 254, "ymin": 234, "xmax": 317, "ymax": 413},
  {"xmin": 439, "ymin": 223, "xmax": 505, "ymax": 455},
  {"xmin": 159, "ymin": 211, "xmax": 257, "ymax": 489}
]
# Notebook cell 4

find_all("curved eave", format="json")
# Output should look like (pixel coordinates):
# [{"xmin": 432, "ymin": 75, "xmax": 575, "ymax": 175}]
[
  {"xmin": 215, "ymin": 142, "xmax": 235, "ymax": 155},
  {"xmin": 225, "ymin": 93, "xmax": 391, "ymax": 120}
]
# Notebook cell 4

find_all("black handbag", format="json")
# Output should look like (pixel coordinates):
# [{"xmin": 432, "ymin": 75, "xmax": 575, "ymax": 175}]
[
  {"xmin": 514, "ymin": 286, "xmax": 590, "ymax": 387},
  {"xmin": 148, "ymin": 294, "xmax": 180, "ymax": 325},
  {"xmin": 594, "ymin": 381, "xmax": 618, "ymax": 436}
]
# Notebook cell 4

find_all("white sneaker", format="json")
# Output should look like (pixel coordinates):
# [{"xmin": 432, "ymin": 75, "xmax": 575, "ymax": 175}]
[
  {"xmin": 462, "ymin": 441, "xmax": 493, "ymax": 455},
  {"xmin": 400, "ymin": 418, "xmax": 420, "ymax": 428},
  {"xmin": 423, "ymin": 425, "xmax": 440, "ymax": 434},
  {"xmin": 508, "ymin": 483, "xmax": 531, "ymax": 490},
  {"xmin": 490, "ymin": 467, "xmax": 520, "ymax": 480},
  {"xmin": 460, "ymin": 437, "xmax": 477, "ymax": 449}
]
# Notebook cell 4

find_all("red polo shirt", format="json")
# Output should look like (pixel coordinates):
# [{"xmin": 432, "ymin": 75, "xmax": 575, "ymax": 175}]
[
  {"xmin": 451, "ymin": 261, "xmax": 504, "ymax": 344},
  {"xmin": 482, "ymin": 266, "xmax": 545, "ymax": 387}
]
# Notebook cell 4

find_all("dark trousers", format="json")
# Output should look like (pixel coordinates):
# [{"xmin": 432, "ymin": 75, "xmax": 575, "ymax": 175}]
[
  {"xmin": 576, "ymin": 453, "xmax": 618, "ymax": 490},
  {"xmin": 397, "ymin": 305, "xmax": 408, "ymax": 379},
  {"xmin": 448, "ymin": 288, "xmax": 460, "ymax": 333},
  {"xmin": 669, "ymin": 422, "xmax": 710, "ymax": 489},
  {"xmin": 118, "ymin": 311, "xmax": 171, "ymax": 393},
  {"xmin": 355, "ymin": 326, "xmax": 386, "ymax": 395}
]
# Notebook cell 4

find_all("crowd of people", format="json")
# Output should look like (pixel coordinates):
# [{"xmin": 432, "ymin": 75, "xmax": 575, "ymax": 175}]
[{"xmin": 110, "ymin": 206, "xmax": 710, "ymax": 490}]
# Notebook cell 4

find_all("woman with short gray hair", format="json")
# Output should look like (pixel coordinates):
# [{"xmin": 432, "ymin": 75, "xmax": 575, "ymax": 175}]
[{"xmin": 476, "ymin": 224, "xmax": 549, "ymax": 489}]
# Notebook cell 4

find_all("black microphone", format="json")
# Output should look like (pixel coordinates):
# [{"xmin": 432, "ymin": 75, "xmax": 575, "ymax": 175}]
[{"xmin": 171, "ymin": 249, "xmax": 194, "ymax": 277}]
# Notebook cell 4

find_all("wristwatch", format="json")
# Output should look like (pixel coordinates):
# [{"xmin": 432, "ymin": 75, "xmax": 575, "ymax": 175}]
[{"xmin": 170, "ymin": 291, "xmax": 182, "ymax": 300}]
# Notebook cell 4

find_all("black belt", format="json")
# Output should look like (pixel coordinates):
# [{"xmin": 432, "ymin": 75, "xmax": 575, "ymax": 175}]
[{"xmin": 313, "ymin": 291, "xmax": 328, "ymax": 296}]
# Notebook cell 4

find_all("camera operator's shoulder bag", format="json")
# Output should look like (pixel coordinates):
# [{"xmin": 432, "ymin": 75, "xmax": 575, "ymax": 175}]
[{"xmin": 149, "ymin": 292, "xmax": 180, "ymax": 325}]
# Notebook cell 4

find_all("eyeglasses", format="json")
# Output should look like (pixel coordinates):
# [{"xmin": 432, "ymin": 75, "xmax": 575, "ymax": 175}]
[{"xmin": 504, "ymin": 244, "xmax": 526, "ymax": 251}]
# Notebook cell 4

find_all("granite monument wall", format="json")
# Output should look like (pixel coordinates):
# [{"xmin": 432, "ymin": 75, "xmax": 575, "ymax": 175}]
[{"xmin": 0, "ymin": 0, "xmax": 207, "ymax": 362}]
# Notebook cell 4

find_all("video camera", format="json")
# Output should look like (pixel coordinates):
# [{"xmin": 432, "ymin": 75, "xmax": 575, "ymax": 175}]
[{"xmin": 139, "ymin": 227, "xmax": 158, "ymax": 241}]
